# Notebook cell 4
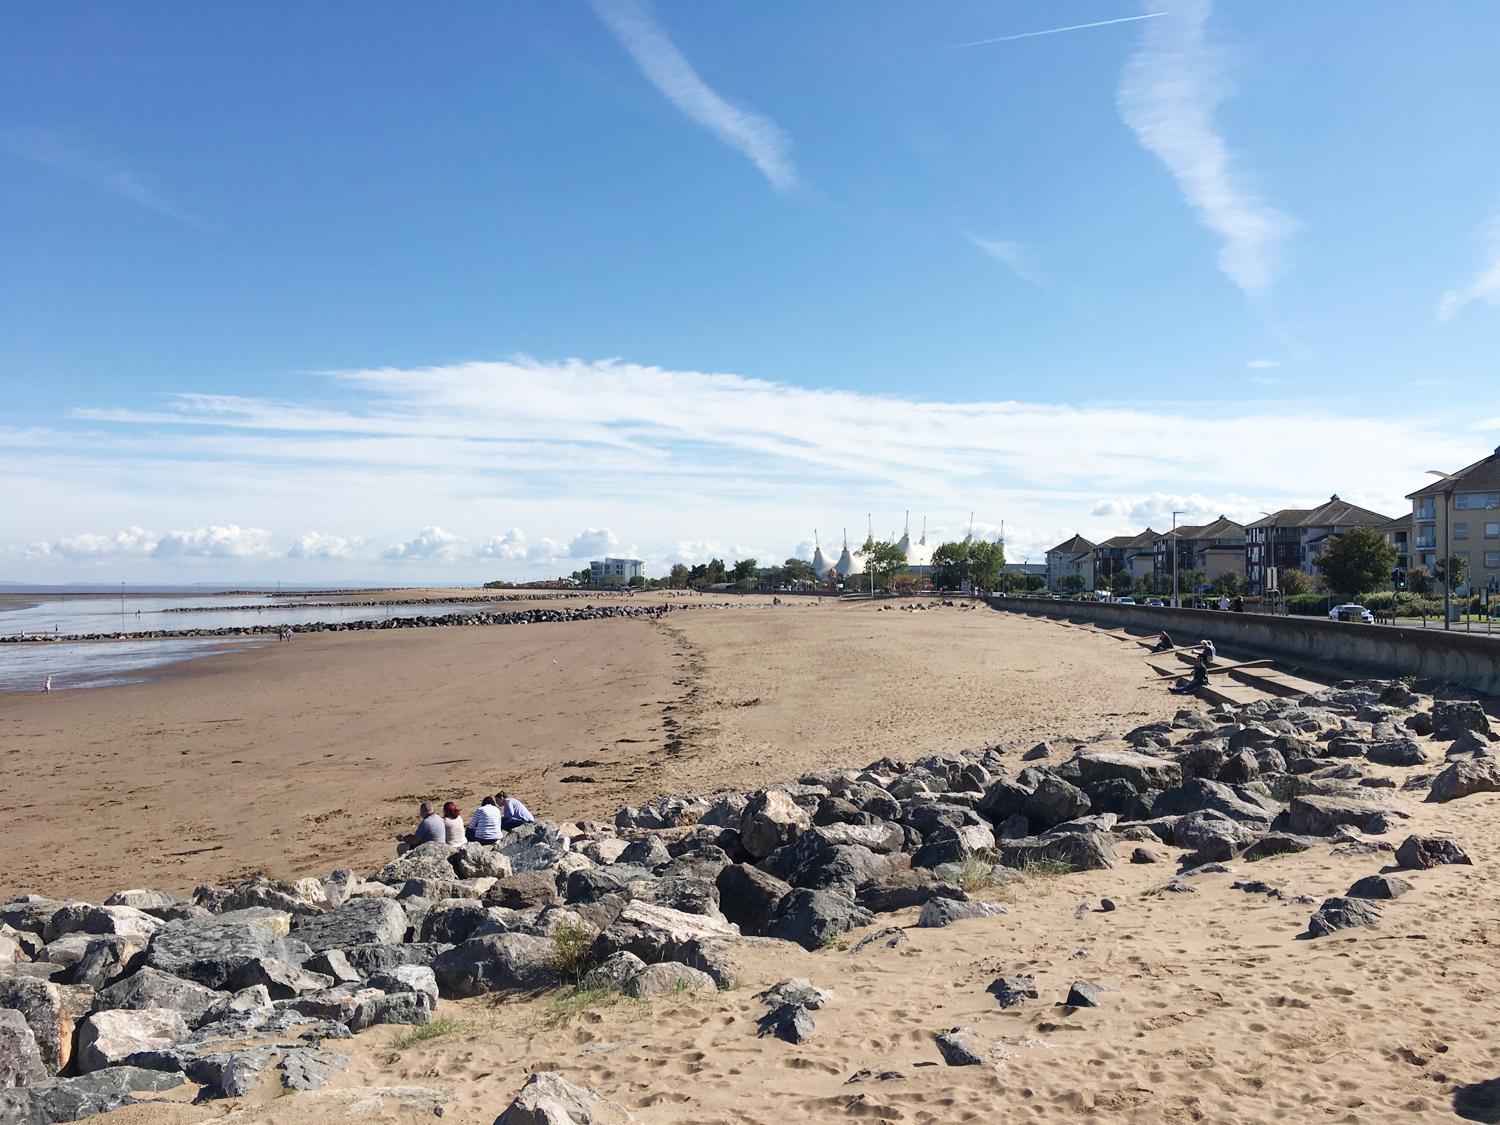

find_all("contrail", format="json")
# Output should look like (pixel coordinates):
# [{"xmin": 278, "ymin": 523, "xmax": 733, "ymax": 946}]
[{"xmin": 944, "ymin": 12, "xmax": 1167, "ymax": 49}]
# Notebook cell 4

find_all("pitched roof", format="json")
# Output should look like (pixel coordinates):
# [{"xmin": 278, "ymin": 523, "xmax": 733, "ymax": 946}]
[
  {"xmin": 1123, "ymin": 528, "xmax": 1161, "ymax": 551},
  {"xmin": 1406, "ymin": 446, "xmax": 1500, "ymax": 500},
  {"xmin": 1046, "ymin": 534, "xmax": 1094, "ymax": 555},
  {"xmin": 1375, "ymin": 514, "xmax": 1412, "ymax": 533},
  {"xmin": 1246, "ymin": 496, "xmax": 1395, "ymax": 530},
  {"xmin": 1093, "ymin": 534, "xmax": 1135, "ymax": 550}
]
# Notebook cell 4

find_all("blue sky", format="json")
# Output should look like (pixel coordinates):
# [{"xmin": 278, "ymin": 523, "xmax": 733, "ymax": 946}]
[{"xmin": 4, "ymin": 1, "xmax": 1500, "ymax": 580}]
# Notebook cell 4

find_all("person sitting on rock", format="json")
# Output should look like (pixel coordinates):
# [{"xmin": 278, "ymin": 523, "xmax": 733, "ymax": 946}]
[
  {"xmin": 1170, "ymin": 657, "xmax": 1210, "ymax": 694},
  {"xmin": 1150, "ymin": 630, "xmax": 1175, "ymax": 652},
  {"xmin": 1198, "ymin": 638, "xmax": 1217, "ymax": 664},
  {"xmin": 441, "ymin": 801, "xmax": 466, "ymax": 845},
  {"xmin": 466, "ymin": 796, "xmax": 504, "ymax": 844},
  {"xmin": 496, "ymin": 790, "xmax": 535, "ymax": 831},
  {"xmin": 398, "ymin": 802, "xmax": 447, "ymax": 853}
]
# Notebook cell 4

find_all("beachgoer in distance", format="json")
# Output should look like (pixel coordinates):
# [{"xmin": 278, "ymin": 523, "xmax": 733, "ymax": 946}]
[
  {"xmin": 441, "ymin": 801, "xmax": 465, "ymax": 845},
  {"xmin": 397, "ymin": 802, "xmax": 446, "ymax": 853},
  {"xmin": 41, "ymin": 675, "xmax": 52, "ymax": 692},
  {"xmin": 1232, "ymin": 596, "xmax": 1245, "ymax": 613},
  {"xmin": 1150, "ymin": 631, "xmax": 1175, "ymax": 653},
  {"xmin": 1217, "ymin": 595, "xmax": 1231, "ymax": 612},
  {"xmin": 466, "ymin": 796, "xmax": 503, "ymax": 844},
  {"xmin": 496, "ymin": 790, "xmax": 535, "ymax": 831},
  {"xmin": 1199, "ymin": 638, "xmax": 1217, "ymax": 664}
]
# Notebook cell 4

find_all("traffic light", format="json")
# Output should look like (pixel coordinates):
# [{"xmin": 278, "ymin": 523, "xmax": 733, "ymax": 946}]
[{"xmin": 1392, "ymin": 567, "xmax": 1407, "ymax": 590}]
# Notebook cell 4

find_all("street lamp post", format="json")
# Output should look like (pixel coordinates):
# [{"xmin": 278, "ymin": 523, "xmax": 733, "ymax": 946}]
[{"xmin": 1171, "ymin": 511, "xmax": 1183, "ymax": 608}]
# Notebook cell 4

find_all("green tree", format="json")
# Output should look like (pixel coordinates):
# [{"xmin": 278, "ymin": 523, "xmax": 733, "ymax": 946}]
[
  {"xmin": 731, "ymin": 558, "xmax": 758, "ymax": 583},
  {"xmin": 929, "ymin": 541, "xmax": 969, "ymax": 589},
  {"xmin": 570, "ymin": 568, "xmax": 591, "ymax": 585},
  {"xmin": 1434, "ymin": 554, "xmax": 1468, "ymax": 590},
  {"xmin": 968, "ymin": 540, "xmax": 1005, "ymax": 590},
  {"xmin": 860, "ymin": 537, "xmax": 907, "ymax": 591},
  {"xmin": 1022, "ymin": 573, "xmax": 1047, "ymax": 592},
  {"xmin": 1276, "ymin": 567, "xmax": 1312, "ymax": 596},
  {"xmin": 1312, "ymin": 525, "xmax": 1397, "ymax": 598},
  {"xmin": 1056, "ymin": 574, "xmax": 1085, "ymax": 594},
  {"xmin": 1405, "ymin": 565, "xmax": 1433, "ymax": 595},
  {"xmin": 782, "ymin": 557, "xmax": 816, "ymax": 584},
  {"xmin": 668, "ymin": 563, "xmax": 690, "ymax": 588},
  {"xmin": 1109, "ymin": 570, "xmax": 1134, "ymax": 596},
  {"xmin": 1209, "ymin": 570, "xmax": 1244, "ymax": 596},
  {"xmin": 627, "ymin": 575, "xmax": 645, "ymax": 587}
]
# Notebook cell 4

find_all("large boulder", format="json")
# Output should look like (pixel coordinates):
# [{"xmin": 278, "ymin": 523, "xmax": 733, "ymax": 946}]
[
  {"xmin": 497, "ymin": 824, "xmax": 571, "ymax": 874},
  {"xmin": 624, "ymin": 961, "xmax": 716, "ymax": 999},
  {"xmin": 1427, "ymin": 758, "xmax": 1500, "ymax": 803},
  {"xmin": 68, "ymin": 936, "xmax": 147, "ymax": 990},
  {"xmin": 1022, "ymin": 776, "xmax": 1091, "ymax": 831},
  {"xmin": 75, "ymin": 1008, "xmax": 190, "ymax": 1073},
  {"xmin": 1364, "ymin": 739, "xmax": 1429, "ymax": 767},
  {"xmin": 1394, "ymin": 835, "xmax": 1473, "ymax": 870},
  {"xmin": 374, "ymin": 843, "xmax": 459, "ymax": 885},
  {"xmin": 787, "ymin": 845, "xmax": 893, "ymax": 895},
  {"xmin": 495, "ymin": 1070, "xmax": 636, "ymax": 1124},
  {"xmin": 144, "ymin": 921, "xmax": 308, "ymax": 990},
  {"xmin": 42, "ymin": 905, "xmax": 162, "ymax": 944},
  {"xmin": 592, "ymin": 902, "xmax": 740, "ymax": 963},
  {"xmin": 228, "ymin": 958, "xmax": 333, "ymax": 999},
  {"xmin": 1152, "ymin": 779, "xmax": 1277, "ymax": 823},
  {"xmin": 1307, "ymin": 896, "xmax": 1381, "ymax": 937},
  {"xmin": 1287, "ymin": 795, "xmax": 1398, "ymax": 836},
  {"xmin": 432, "ymin": 934, "xmax": 560, "ymax": 998},
  {"xmin": 0, "ymin": 1009, "xmax": 47, "ymax": 1088},
  {"xmin": 739, "ymin": 790, "xmax": 811, "ymax": 860},
  {"xmin": 855, "ymin": 869, "xmax": 965, "ymax": 914},
  {"xmin": 91, "ymin": 967, "xmax": 225, "ymax": 1028},
  {"xmin": 999, "ymin": 830, "xmax": 1116, "ymax": 872},
  {"xmin": 342, "ymin": 941, "xmax": 453, "ymax": 977},
  {"xmin": 1076, "ymin": 749, "xmax": 1182, "ymax": 792},
  {"xmin": 715, "ymin": 865, "xmax": 790, "ymax": 936},
  {"xmin": 1432, "ymin": 700, "xmax": 1494, "ymax": 741},
  {"xmin": 916, "ymin": 899, "xmax": 1007, "ymax": 928},
  {"xmin": 0, "ymin": 978, "xmax": 71, "ymax": 1074},
  {"xmin": 453, "ymin": 843, "xmax": 514, "ymax": 881},
  {"xmin": 1173, "ymin": 810, "xmax": 1263, "ymax": 863},
  {"xmin": 485, "ymin": 871, "xmax": 561, "ymax": 912},
  {"xmin": 765, "ymin": 890, "xmax": 873, "ymax": 951},
  {"xmin": 0, "ymin": 1066, "xmax": 183, "ymax": 1122},
  {"xmin": 291, "ymin": 898, "xmax": 407, "ymax": 951}
]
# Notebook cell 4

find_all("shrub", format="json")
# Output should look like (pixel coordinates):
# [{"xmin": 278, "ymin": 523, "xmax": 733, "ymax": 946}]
[
  {"xmin": 549, "ymin": 921, "xmax": 597, "ymax": 982},
  {"xmin": 390, "ymin": 1016, "xmax": 459, "ymax": 1050}
]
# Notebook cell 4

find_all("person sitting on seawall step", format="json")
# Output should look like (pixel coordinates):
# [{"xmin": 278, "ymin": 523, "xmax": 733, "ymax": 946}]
[
  {"xmin": 1170, "ymin": 657, "xmax": 1210, "ymax": 695},
  {"xmin": 397, "ymin": 802, "xmax": 447, "ymax": 854},
  {"xmin": 441, "ymin": 801, "xmax": 466, "ymax": 845},
  {"xmin": 1198, "ymin": 638, "xmax": 1217, "ymax": 664},
  {"xmin": 1150, "ymin": 630, "xmax": 1175, "ymax": 653},
  {"xmin": 466, "ymin": 796, "xmax": 504, "ymax": 845},
  {"xmin": 497, "ymin": 790, "xmax": 535, "ymax": 832}
]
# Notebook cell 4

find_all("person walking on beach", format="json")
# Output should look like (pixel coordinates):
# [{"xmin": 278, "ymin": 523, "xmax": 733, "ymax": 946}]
[
  {"xmin": 496, "ymin": 790, "xmax": 535, "ymax": 831},
  {"xmin": 41, "ymin": 675, "xmax": 52, "ymax": 692},
  {"xmin": 466, "ymin": 796, "xmax": 503, "ymax": 844}
]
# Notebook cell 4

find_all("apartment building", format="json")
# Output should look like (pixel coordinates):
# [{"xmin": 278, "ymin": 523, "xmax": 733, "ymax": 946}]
[
  {"xmin": 1045, "ymin": 534, "xmax": 1094, "ymax": 589},
  {"xmin": 588, "ymin": 557, "xmax": 645, "ymax": 586},
  {"xmin": 1406, "ymin": 445, "xmax": 1500, "ymax": 594},
  {"xmin": 1082, "ymin": 529, "xmax": 1159, "ymax": 589},
  {"xmin": 1244, "ymin": 495, "xmax": 1396, "ymax": 594},
  {"xmin": 1151, "ymin": 516, "xmax": 1247, "ymax": 588},
  {"xmin": 1377, "ymin": 514, "xmax": 1412, "ymax": 571}
]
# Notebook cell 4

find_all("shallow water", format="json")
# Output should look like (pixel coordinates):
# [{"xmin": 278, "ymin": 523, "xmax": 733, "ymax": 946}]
[{"xmin": 0, "ymin": 636, "xmax": 271, "ymax": 692}]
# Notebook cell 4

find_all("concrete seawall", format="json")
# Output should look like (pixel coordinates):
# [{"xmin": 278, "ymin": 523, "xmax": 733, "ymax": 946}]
[{"xmin": 985, "ymin": 596, "xmax": 1500, "ymax": 697}]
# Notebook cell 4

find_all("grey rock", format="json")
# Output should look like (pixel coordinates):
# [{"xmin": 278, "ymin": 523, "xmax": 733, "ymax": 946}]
[
  {"xmin": 453, "ymin": 843, "xmax": 514, "ymax": 881},
  {"xmin": 1152, "ymin": 779, "xmax": 1275, "ymax": 823},
  {"xmin": 342, "ymin": 941, "xmax": 453, "ymax": 977},
  {"xmin": 1065, "ymin": 980, "xmax": 1104, "ymax": 1007},
  {"xmin": 739, "ymin": 790, "xmax": 812, "ymax": 860},
  {"xmin": 433, "ymin": 933, "xmax": 560, "ymax": 998},
  {"xmin": 1427, "ymin": 757, "xmax": 1500, "ymax": 803},
  {"xmin": 0, "ymin": 1066, "xmax": 183, "ymax": 1123},
  {"xmin": 854, "ymin": 869, "xmax": 964, "ymax": 914},
  {"xmin": 1394, "ymin": 834, "xmax": 1472, "ymax": 870},
  {"xmin": 91, "ymin": 967, "xmax": 224, "ymax": 1028},
  {"xmin": 999, "ymin": 830, "xmax": 1116, "ymax": 872},
  {"xmin": 1173, "ymin": 809, "xmax": 1264, "ymax": 863},
  {"xmin": 75, "ymin": 1008, "xmax": 189, "ymax": 1073},
  {"xmin": 916, "ymin": 898, "xmax": 1008, "ymax": 928},
  {"xmin": 419, "ymin": 900, "xmax": 496, "ymax": 945},
  {"xmin": 623, "ymin": 961, "xmax": 715, "ymax": 998},
  {"xmin": 185, "ymin": 1046, "xmax": 276, "ymax": 1099},
  {"xmin": 757, "ymin": 1002, "xmax": 814, "ymax": 1043},
  {"xmin": 305, "ymin": 949, "xmax": 362, "ymax": 985},
  {"xmin": 366, "ymin": 964, "xmax": 439, "ymax": 1003},
  {"xmin": 586, "ymin": 952, "xmax": 646, "ymax": 989},
  {"xmin": 1076, "ymin": 748, "xmax": 1181, "ymax": 792},
  {"xmin": 1023, "ymin": 776, "xmax": 1092, "ymax": 831},
  {"xmin": 1433, "ymin": 700, "xmax": 1493, "ymax": 741},
  {"xmin": 986, "ymin": 974, "xmax": 1037, "ymax": 1009},
  {"xmin": 766, "ymin": 891, "xmax": 873, "ymax": 951},
  {"xmin": 292, "ymin": 898, "xmax": 407, "ymax": 952},
  {"xmin": 0, "ymin": 1009, "xmax": 47, "ymax": 1088},
  {"xmin": 934, "ymin": 1027, "xmax": 990, "ymax": 1066},
  {"xmin": 1365, "ymin": 739, "xmax": 1429, "ymax": 767},
  {"xmin": 277, "ymin": 1047, "xmax": 348, "ymax": 1092},
  {"xmin": 759, "ymin": 978, "xmax": 835, "ymax": 1010},
  {"xmin": 0, "ymin": 978, "xmax": 71, "ymax": 1074},
  {"xmin": 1287, "ymin": 795, "xmax": 1399, "ymax": 837},
  {"xmin": 617, "ymin": 837, "xmax": 672, "ymax": 871},
  {"xmin": 374, "ymin": 842, "xmax": 459, "ymax": 885},
  {"xmin": 1129, "ymin": 847, "xmax": 1160, "ymax": 864},
  {"xmin": 1215, "ymin": 749, "xmax": 1260, "ymax": 785},
  {"xmin": 348, "ymin": 989, "xmax": 435, "ymax": 1031},
  {"xmin": 484, "ymin": 871, "xmax": 561, "ymax": 912},
  {"xmin": 229, "ymin": 957, "xmax": 332, "ymax": 1000},
  {"xmin": 635, "ymin": 875, "xmax": 721, "ymax": 918},
  {"xmin": 494, "ymin": 1070, "xmax": 637, "ymax": 1124},
  {"xmin": 1242, "ymin": 833, "xmax": 1320, "ymax": 861},
  {"xmin": 144, "ymin": 921, "xmax": 308, "ymax": 990},
  {"xmin": 1346, "ymin": 874, "xmax": 1412, "ymax": 899},
  {"xmin": 1307, "ymin": 896, "xmax": 1381, "ymax": 937},
  {"xmin": 68, "ymin": 936, "xmax": 146, "ymax": 990},
  {"xmin": 592, "ymin": 901, "xmax": 739, "ymax": 963}
]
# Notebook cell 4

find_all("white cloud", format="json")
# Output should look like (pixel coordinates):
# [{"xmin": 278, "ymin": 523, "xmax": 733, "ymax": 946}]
[
  {"xmin": 1091, "ymin": 492, "xmax": 1229, "ymax": 526},
  {"xmin": 1245, "ymin": 358, "xmax": 1281, "ymax": 369},
  {"xmin": 591, "ymin": 0, "xmax": 796, "ymax": 192},
  {"xmin": 967, "ymin": 235, "xmax": 1046, "ymax": 289},
  {"xmin": 474, "ymin": 529, "xmax": 530, "ymax": 560},
  {"xmin": 47, "ymin": 526, "xmax": 158, "ymax": 559},
  {"xmin": 567, "ymin": 527, "xmax": 618, "ymax": 559},
  {"xmin": 381, "ymin": 526, "xmax": 461, "ymax": 561},
  {"xmin": 0, "ymin": 128, "xmax": 197, "ymax": 225},
  {"xmin": 1117, "ymin": 0, "xmax": 1293, "ymax": 298},
  {"xmin": 287, "ymin": 531, "xmax": 357, "ymax": 560},
  {"xmin": 152, "ymin": 525, "xmax": 275, "ymax": 559},
  {"xmin": 1438, "ymin": 206, "xmax": 1500, "ymax": 323}
]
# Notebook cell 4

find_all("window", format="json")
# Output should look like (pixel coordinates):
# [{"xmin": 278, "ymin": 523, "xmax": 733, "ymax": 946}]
[
  {"xmin": 1486, "ymin": 551, "xmax": 1500, "ymax": 569},
  {"xmin": 1416, "ymin": 500, "xmax": 1436, "ymax": 521},
  {"xmin": 1455, "ymin": 522, "xmax": 1469, "ymax": 540},
  {"xmin": 1486, "ymin": 522, "xmax": 1499, "ymax": 538},
  {"xmin": 1455, "ymin": 492, "xmax": 1500, "ymax": 510}
]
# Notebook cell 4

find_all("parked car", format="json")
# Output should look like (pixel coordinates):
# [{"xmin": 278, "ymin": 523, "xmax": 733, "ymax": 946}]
[
  {"xmin": 1116, "ymin": 596, "xmax": 1135, "ymax": 605},
  {"xmin": 1145, "ymin": 598, "xmax": 1165, "ymax": 606},
  {"xmin": 1329, "ymin": 603, "xmax": 1374, "ymax": 624}
]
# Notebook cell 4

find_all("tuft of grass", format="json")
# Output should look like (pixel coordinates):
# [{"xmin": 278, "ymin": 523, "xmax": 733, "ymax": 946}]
[
  {"xmin": 549, "ymin": 921, "xmax": 597, "ymax": 982},
  {"xmin": 547, "ymin": 977, "xmax": 627, "ymax": 1026},
  {"xmin": 390, "ymin": 1016, "xmax": 459, "ymax": 1050},
  {"xmin": 1018, "ymin": 857, "xmax": 1072, "ymax": 886},
  {"xmin": 957, "ymin": 854, "xmax": 1000, "ymax": 893}
]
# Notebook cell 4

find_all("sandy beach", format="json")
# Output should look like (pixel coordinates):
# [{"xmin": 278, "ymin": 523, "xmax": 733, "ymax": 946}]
[{"xmin": 0, "ymin": 597, "xmax": 1178, "ymax": 900}]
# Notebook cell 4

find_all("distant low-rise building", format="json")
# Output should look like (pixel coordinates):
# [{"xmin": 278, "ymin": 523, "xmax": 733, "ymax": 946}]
[
  {"xmin": 1245, "ymin": 495, "xmax": 1395, "ymax": 593},
  {"xmin": 1406, "ymin": 445, "xmax": 1500, "ymax": 594},
  {"xmin": 1045, "ymin": 534, "xmax": 1094, "ymax": 589},
  {"xmin": 1152, "ymin": 516, "xmax": 1246, "ymax": 589},
  {"xmin": 589, "ymin": 557, "xmax": 644, "ymax": 586},
  {"xmin": 1084, "ymin": 529, "xmax": 1159, "ymax": 590},
  {"xmin": 1376, "ymin": 514, "xmax": 1412, "ymax": 572}
]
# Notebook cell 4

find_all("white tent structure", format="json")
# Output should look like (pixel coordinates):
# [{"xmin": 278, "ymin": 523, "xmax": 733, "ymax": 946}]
[
  {"xmin": 834, "ymin": 528, "xmax": 860, "ymax": 577},
  {"xmin": 810, "ymin": 530, "xmax": 832, "ymax": 578}
]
